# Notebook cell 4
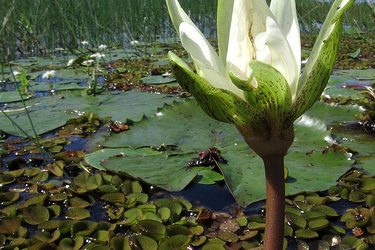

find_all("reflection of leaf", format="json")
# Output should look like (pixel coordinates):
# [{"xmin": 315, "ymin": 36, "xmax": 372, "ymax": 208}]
[
  {"xmin": 103, "ymin": 100, "xmax": 355, "ymax": 206},
  {"xmin": 349, "ymin": 48, "xmax": 361, "ymax": 59}
]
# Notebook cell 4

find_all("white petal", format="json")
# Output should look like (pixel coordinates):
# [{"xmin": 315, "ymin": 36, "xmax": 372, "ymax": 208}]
[
  {"xmin": 217, "ymin": 0, "xmax": 234, "ymax": 65},
  {"xmin": 270, "ymin": 0, "xmax": 301, "ymax": 75},
  {"xmin": 179, "ymin": 22, "xmax": 244, "ymax": 99},
  {"xmin": 166, "ymin": 0, "xmax": 196, "ymax": 32},
  {"xmin": 255, "ymin": 17, "xmax": 299, "ymax": 99},
  {"xmin": 226, "ymin": 0, "xmax": 255, "ymax": 80}
]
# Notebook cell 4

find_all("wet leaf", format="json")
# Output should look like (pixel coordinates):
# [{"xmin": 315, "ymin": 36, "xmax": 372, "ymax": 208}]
[
  {"xmin": 158, "ymin": 235, "xmax": 191, "ymax": 250},
  {"xmin": 0, "ymin": 174, "xmax": 15, "ymax": 185},
  {"xmin": 22, "ymin": 205, "xmax": 50, "ymax": 225},
  {"xmin": 308, "ymin": 218, "xmax": 329, "ymax": 231},
  {"xmin": 295, "ymin": 229, "xmax": 319, "ymax": 239},
  {"xmin": 0, "ymin": 218, "xmax": 21, "ymax": 234},
  {"xmin": 65, "ymin": 207, "xmax": 91, "ymax": 220},
  {"xmin": 137, "ymin": 219, "xmax": 166, "ymax": 241},
  {"xmin": 0, "ymin": 192, "xmax": 20, "ymax": 206}
]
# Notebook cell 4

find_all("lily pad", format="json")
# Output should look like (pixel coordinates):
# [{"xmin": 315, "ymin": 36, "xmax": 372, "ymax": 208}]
[
  {"xmin": 141, "ymin": 75, "xmax": 176, "ymax": 85},
  {"xmin": 98, "ymin": 148, "xmax": 199, "ymax": 192},
  {"xmin": 102, "ymin": 100, "xmax": 354, "ymax": 206},
  {"xmin": 0, "ymin": 92, "xmax": 32, "ymax": 103},
  {"xmin": 22, "ymin": 205, "xmax": 50, "ymax": 225},
  {"xmin": 0, "ymin": 90, "xmax": 179, "ymax": 136}
]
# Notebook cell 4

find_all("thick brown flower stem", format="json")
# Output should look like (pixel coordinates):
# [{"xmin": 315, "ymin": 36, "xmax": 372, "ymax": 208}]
[
  {"xmin": 236, "ymin": 125, "xmax": 294, "ymax": 250},
  {"xmin": 263, "ymin": 156, "xmax": 285, "ymax": 250}
]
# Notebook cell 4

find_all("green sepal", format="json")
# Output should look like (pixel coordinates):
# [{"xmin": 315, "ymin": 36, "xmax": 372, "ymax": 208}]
[
  {"xmin": 168, "ymin": 51, "xmax": 254, "ymax": 126},
  {"xmin": 229, "ymin": 72, "xmax": 256, "ymax": 92},
  {"xmin": 290, "ymin": 0, "xmax": 355, "ymax": 121},
  {"xmin": 246, "ymin": 61, "xmax": 292, "ymax": 131}
]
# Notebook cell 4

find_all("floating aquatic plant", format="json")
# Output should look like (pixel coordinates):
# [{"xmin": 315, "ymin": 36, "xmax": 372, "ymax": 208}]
[{"xmin": 166, "ymin": 0, "xmax": 354, "ymax": 248}]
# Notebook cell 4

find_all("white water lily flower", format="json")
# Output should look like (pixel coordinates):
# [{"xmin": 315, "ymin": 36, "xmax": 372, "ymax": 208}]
[
  {"xmin": 82, "ymin": 59, "xmax": 95, "ymax": 66},
  {"xmin": 42, "ymin": 70, "xmax": 56, "ymax": 79},
  {"xmin": 90, "ymin": 53, "xmax": 105, "ymax": 59},
  {"xmin": 130, "ymin": 40, "xmax": 139, "ymax": 46},
  {"xmin": 167, "ymin": 0, "xmax": 354, "ymax": 138},
  {"xmin": 98, "ymin": 44, "xmax": 107, "ymax": 50},
  {"xmin": 67, "ymin": 58, "xmax": 75, "ymax": 66}
]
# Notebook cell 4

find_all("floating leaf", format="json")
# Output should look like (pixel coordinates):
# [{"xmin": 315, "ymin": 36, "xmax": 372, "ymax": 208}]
[
  {"xmin": 295, "ymin": 229, "xmax": 319, "ymax": 239},
  {"xmin": 141, "ymin": 75, "xmax": 176, "ymax": 85},
  {"xmin": 136, "ymin": 220, "xmax": 166, "ymax": 241},
  {"xmin": 22, "ymin": 205, "xmax": 50, "ymax": 225},
  {"xmin": 65, "ymin": 208, "xmax": 91, "ymax": 220},
  {"xmin": 159, "ymin": 235, "xmax": 191, "ymax": 250}
]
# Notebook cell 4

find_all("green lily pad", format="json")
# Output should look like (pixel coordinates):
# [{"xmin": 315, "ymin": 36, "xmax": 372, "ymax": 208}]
[
  {"xmin": 65, "ymin": 207, "xmax": 91, "ymax": 220},
  {"xmin": 136, "ymin": 219, "xmax": 166, "ymax": 241},
  {"xmin": 141, "ymin": 75, "xmax": 176, "ymax": 85},
  {"xmin": 88, "ymin": 148, "xmax": 198, "ymax": 192},
  {"xmin": 0, "ymin": 192, "xmax": 20, "ymax": 206},
  {"xmin": 0, "ymin": 174, "xmax": 15, "ymax": 185},
  {"xmin": 0, "ymin": 92, "xmax": 32, "ymax": 103},
  {"xmin": 22, "ymin": 205, "xmax": 50, "ymax": 225},
  {"xmin": 158, "ymin": 235, "xmax": 191, "ymax": 250},
  {"xmin": 101, "ymin": 100, "xmax": 355, "ymax": 206},
  {"xmin": 0, "ymin": 90, "xmax": 178, "ymax": 136}
]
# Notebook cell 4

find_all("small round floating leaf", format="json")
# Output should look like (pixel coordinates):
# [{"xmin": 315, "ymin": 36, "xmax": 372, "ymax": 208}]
[
  {"xmin": 18, "ymin": 194, "xmax": 48, "ymax": 208},
  {"xmin": 24, "ymin": 167, "xmax": 41, "ymax": 177},
  {"xmin": 349, "ymin": 190, "xmax": 367, "ymax": 202},
  {"xmin": 360, "ymin": 177, "xmax": 375, "ymax": 192},
  {"xmin": 329, "ymin": 223, "xmax": 346, "ymax": 235},
  {"xmin": 311, "ymin": 204, "xmax": 338, "ymax": 217},
  {"xmin": 138, "ymin": 204, "xmax": 157, "ymax": 214},
  {"xmin": 0, "ymin": 174, "xmax": 15, "ymax": 185},
  {"xmin": 157, "ymin": 207, "xmax": 171, "ymax": 222},
  {"xmin": 100, "ymin": 192, "xmax": 125, "ymax": 204},
  {"xmin": 239, "ymin": 230, "xmax": 258, "ymax": 240},
  {"xmin": 137, "ymin": 219, "xmax": 166, "ymax": 241},
  {"xmin": 38, "ymin": 220, "xmax": 63, "ymax": 231},
  {"xmin": 69, "ymin": 197, "xmax": 91, "ymax": 208},
  {"xmin": 140, "ymin": 75, "xmax": 176, "ymax": 85},
  {"xmin": 22, "ymin": 205, "xmax": 50, "ymax": 225},
  {"xmin": 286, "ymin": 212, "xmax": 307, "ymax": 229},
  {"xmin": 154, "ymin": 198, "xmax": 183, "ymax": 216},
  {"xmin": 32, "ymin": 171, "xmax": 49, "ymax": 182},
  {"xmin": 305, "ymin": 196, "xmax": 327, "ymax": 205},
  {"xmin": 0, "ymin": 234, "xmax": 5, "ymax": 246},
  {"xmin": 158, "ymin": 235, "xmax": 191, "ymax": 250},
  {"xmin": 366, "ymin": 194, "xmax": 375, "ymax": 207},
  {"xmin": 308, "ymin": 218, "xmax": 329, "ymax": 231},
  {"xmin": 65, "ymin": 207, "xmax": 91, "ymax": 220},
  {"xmin": 127, "ymin": 192, "xmax": 148, "ymax": 204},
  {"xmin": 295, "ymin": 229, "xmax": 319, "ymax": 239},
  {"xmin": 0, "ymin": 218, "xmax": 21, "ymax": 234},
  {"xmin": 247, "ymin": 221, "xmax": 265, "ymax": 230},
  {"xmin": 0, "ymin": 192, "xmax": 20, "ymax": 206},
  {"xmin": 49, "ymin": 193, "xmax": 68, "ymax": 202},
  {"xmin": 59, "ymin": 238, "xmax": 74, "ymax": 249},
  {"xmin": 132, "ymin": 235, "xmax": 158, "ymax": 250},
  {"xmin": 217, "ymin": 231, "xmax": 239, "ymax": 242},
  {"xmin": 95, "ymin": 230, "xmax": 109, "ymax": 243},
  {"xmin": 167, "ymin": 224, "xmax": 192, "ymax": 237},
  {"xmin": 191, "ymin": 235, "xmax": 207, "ymax": 246},
  {"xmin": 201, "ymin": 243, "xmax": 226, "ymax": 250},
  {"xmin": 71, "ymin": 221, "xmax": 97, "ymax": 237},
  {"xmin": 284, "ymin": 225, "xmax": 293, "ymax": 237},
  {"xmin": 190, "ymin": 225, "xmax": 204, "ymax": 236},
  {"xmin": 304, "ymin": 211, "xmax": 326, "ymax": 221},
  {"xmin": 143, "ymin": 212, "xmax": 162, "ymax": 223},
  {"xmin": 48, "ymin": 204, "xmax": 61, "ymax": 217}
]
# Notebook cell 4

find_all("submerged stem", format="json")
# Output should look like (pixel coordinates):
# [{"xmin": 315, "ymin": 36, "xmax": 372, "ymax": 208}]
[{"xmin": 263, "ymin": 156, "xmax": 285, "ymax": 250}]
